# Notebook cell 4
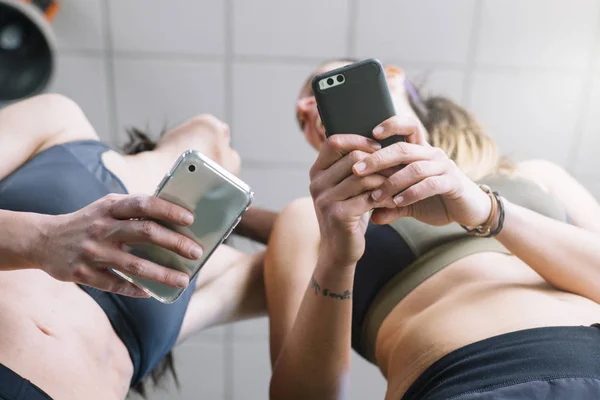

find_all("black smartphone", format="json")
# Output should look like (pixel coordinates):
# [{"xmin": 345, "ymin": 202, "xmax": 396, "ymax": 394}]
[{"xmin": 311, "ymin": 58, "xmax": 402, "ymax": 148}]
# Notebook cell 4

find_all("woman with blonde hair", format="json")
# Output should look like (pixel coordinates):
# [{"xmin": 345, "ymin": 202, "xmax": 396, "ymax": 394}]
[{"xmin": 265, "ymin": 60, "xmax": 600, "ymax": 399}]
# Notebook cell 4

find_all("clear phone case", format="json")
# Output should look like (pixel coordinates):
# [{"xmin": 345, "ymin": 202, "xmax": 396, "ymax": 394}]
[{"xmin": 114, "ymin": 150, "xmax": 254, "ymax": 303}]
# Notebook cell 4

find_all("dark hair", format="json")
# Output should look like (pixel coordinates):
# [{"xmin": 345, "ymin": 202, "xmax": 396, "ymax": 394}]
[
  {"xmin": 123, "ymin": 127, "xmax": 160, "ymax": 154},
  {"xmin": 123, "ymin": 126, "xmax": 179, "ymax": 397}
]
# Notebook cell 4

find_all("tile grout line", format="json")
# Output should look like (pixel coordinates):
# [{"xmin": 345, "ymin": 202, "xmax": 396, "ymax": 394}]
[
  {"xmin": 100, "ymin": 0, "xmax": 119, "ymax": 147},
  {"xmin": 56, "ymin": 48, "xmax": 594, "ymax": 75},
  {"xmin": 460, "ymin": 0, "xmax": 484, "ymax": 108},
  {"xmin": 223, "ymin": 1, "xmax": 235, "ymax": 399},
  {"xmin": 346, "ymin": 0, "xmax": 359, "ymax": 58},
  {"xmin": 565, "ymin": 5, "xmax": 600, "ymax": 173}
]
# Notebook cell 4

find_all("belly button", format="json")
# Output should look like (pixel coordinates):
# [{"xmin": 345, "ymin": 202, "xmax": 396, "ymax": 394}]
[{"xmin": 36, "ymin": 323, "xmax": 54, "ymax": 337}]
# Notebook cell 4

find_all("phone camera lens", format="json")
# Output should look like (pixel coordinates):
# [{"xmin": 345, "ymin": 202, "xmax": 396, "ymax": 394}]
[
  {"xmin": 327, "ymin": 78, "xmax": 334, "ymax": 86},
  {"xmin": 337, "ymin": 75, "xmax": 344, "ymax": 83},
  {"xmin": 188, "ymin": 165, "xmax": 196, "ymax": 172}
]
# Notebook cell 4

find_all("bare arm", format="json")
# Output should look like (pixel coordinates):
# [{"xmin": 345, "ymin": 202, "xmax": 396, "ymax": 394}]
[
  {"xmin": 0, "ymin": 210, "xmax": 44, "ymax": 270},
  {"xmin": 515, "ymin": 159, "xmax": 600, "ymax": 233},
  {"xmin": 0, "ymin": 94, "xmax": 97, "ymax": 181},
  {"xmin": 270, "ymin": 257, "xmax": 355, "ymax": 400},
  {"xmin": 495, "ymin": 198, "xmax": 600, "ymax": 303},
  {"xmin": 269, "ymin": 136, "xmax": 384, "ymax": 400},
  {"xmin": 234, "ymin": 206, "xmax": 278, "ymax": 244}
]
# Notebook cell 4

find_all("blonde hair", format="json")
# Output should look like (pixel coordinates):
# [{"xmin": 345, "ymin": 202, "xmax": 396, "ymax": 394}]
[{"xmin": 409, "ymin": 94, "xmax": 514, "ymax": 181}]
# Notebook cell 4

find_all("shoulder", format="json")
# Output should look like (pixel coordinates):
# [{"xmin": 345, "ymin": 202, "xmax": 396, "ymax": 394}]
[
  {"xmin": 273, "ymin": 197, "xmax": 319, "ymax": 237},
  {"xmin": 513, "ymin": 159, "xmax": 569, "ymax": 192},
  {"xmin": 279, "ymin": 197, "xmax": 317, "ymax": 224}
]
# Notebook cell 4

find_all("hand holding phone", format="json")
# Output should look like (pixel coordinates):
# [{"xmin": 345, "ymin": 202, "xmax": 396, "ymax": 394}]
[
  {"xmin": 115, "ymin": 150, "xmax": 254, "ymax": 303},
  {"xmin": 311, "ymin": 58, "xmax": 403, "ymax": 148}
]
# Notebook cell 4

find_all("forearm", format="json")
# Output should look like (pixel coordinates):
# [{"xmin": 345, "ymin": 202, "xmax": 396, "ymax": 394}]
[
  {"xmin": 0, "ymin": 210, "xmax": 46, "ymax": 270},
  {"xmin": 270, "ymin": 255, "xmax": 355, "ymax": 400},
  {"xmin": 234, "ymin": 206, "xmax": 278, "ymax": 244},
  {"xmin": 496, "ymin": 201, "xmax": 600, "ymax": 302}
]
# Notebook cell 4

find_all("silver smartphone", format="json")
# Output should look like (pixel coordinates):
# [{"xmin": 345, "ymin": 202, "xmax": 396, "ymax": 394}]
[{"xmin": 114, "ymin": 150, "xmax": 254, "ymax": 303}]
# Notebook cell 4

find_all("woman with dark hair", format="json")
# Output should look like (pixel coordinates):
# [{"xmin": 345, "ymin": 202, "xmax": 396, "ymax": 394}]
[
  {"xmin": 265, "ymin": 61, "xmax": 600, "ymax": 399},
  {"xmin": 0, "ymin": 94, "xmax": 269, "ymax": 399}
]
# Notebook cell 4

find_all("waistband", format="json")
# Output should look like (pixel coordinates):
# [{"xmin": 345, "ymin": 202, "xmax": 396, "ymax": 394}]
[
  {"xmin": 360, "ymin": 237, "xmax": 510, "ymax": 362},
  {"xmin": 0, "ymin": 363, "xmax": 53, "ymax": 400},
  {"xmin": 403, "ymin": 325, "xmax": 600, "ymax": 400}
]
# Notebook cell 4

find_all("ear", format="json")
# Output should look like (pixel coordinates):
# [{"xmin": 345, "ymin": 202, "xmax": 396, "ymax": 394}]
[
  {"xmin": 296, "ymin": 96, "xmax": 316, "ymax": 114},
  {"xmin": 384, "ymin": 65, "xmax": 405, "ymax": 80}
]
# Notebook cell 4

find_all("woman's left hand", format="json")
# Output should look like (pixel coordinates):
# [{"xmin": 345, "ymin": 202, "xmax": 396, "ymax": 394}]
[{"xmin": 352, "ymin": 116, "xmax": 492, "ymax": 227}]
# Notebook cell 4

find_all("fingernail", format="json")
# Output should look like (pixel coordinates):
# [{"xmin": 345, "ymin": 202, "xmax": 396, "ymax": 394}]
[
  {"xmin": 370, "ymin": 140, "xmax": 382, "ymax": 150},
  {"xmin": 373, "ymin": 126, "xmax": 384, "ymax": 137},
  {"xmin": 190, "ymin": 245, "xmax": 203, "ymax": 260},
  {"xmin": 177, "ymin": 275, "xmax": 190, "ymax": 289},
  {"xmin": 182, "ymin": 213, "xmax": 194, "ymax": 225},
  {"xmin": 372, "ymin": 190, "xmax": 383, "ymax": 201},
  {"xmin": 393, "ymin": 195, "xmax": 404, "ymax": 205},
  {"xmin": 353, "ymin": 162, "xmax": 366, "ymax": 174}
]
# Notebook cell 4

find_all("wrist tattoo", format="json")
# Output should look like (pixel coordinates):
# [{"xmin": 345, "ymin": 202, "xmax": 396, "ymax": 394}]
[{"xmin": 309, "ymin": 275, "xmax": 352, "ymax": 300}]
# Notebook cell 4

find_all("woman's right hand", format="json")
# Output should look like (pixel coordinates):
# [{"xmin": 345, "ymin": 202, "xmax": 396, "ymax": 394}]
[
  {"xmin": 309, "ymin": 135, "xmax": 386, "ymax": 267},
  {"xmin": 31, "ymin": 194, "xmax": 203, "ymax": 298}
]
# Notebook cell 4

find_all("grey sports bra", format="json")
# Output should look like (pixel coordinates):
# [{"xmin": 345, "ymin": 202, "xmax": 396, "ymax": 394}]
[{"xmin": 359, "ymin": 174, "xmax": 568, "ymax": 362}]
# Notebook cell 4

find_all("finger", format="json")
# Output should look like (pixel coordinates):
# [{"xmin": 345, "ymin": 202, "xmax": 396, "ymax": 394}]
[
  {"xmin": 353, "ymin": 142, "xmax": 445, "ymax": 177},
  {"xmin": 326, "ymin": 174, "xmax": 388, "ymax": 202},
  {"xmin": 310, "ymin": 134, "xmax": 381, "ymax": 179},
  {"xmin": 372, "ymin": 115, "xmax": 428, "ymax": 145},
  {"xmin": 392, "ymin": 175, "xmax": 453, "ymax": 207},
  {"xmin": 101, "ymin": 248, "xmax": 190, "ymax": 289},
  {"xmin": 327, "ymin": 192, "xmax": 377, "ymax": 221},
  {"xmin": 310, "ymin": 150, "xmax": 370, "ymax": 196},
  {"xmin": 113, "ymin": 220, "xmax": 203, "ymax": 260},
  {"xmin": 370, "ymin": 207, "xmax": 411, "ymax": 225},
  {"xmin": 110, "ymin": 195, "xmax": 194, "ymax": 226},
  {"xmin": 370, "ymin": 160, "xmax": 447, "ymax": 205},
  {"xmin": 74, "ymin": 266, "xmax": 150, "ymax": 298}
]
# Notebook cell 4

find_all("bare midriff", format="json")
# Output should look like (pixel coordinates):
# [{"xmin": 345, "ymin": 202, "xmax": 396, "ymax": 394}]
[
  {"xmin": 0, "ymin": 269, "xmax": 133, "ymax": 400},
  {"xmin": 376, "ymin": 252, "xmax": 600, "ymax": 400}
]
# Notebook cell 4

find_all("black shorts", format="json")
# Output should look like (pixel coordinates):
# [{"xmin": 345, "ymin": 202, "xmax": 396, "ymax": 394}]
[
  {"xmin": 0, "ymin": 363, "xmax": 52, "ymax": 400},
  {"xmin": 403, "ymin": 325, "xmax": 600, "ymax": 400}
]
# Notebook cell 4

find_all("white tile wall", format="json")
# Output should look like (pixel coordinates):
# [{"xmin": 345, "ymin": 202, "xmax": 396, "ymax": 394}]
[
  {"xmin": 108, "ymin": 0, "xmax": 225, "ymax": 55},
  {"xmin": 240, "ymin": 167, "xmax": 310, "ymax": 210},
  {"xmin": 232, "ymin": 339, "xmax": 271, "ymax": 400},
  {"xmin": 572, "ymin": 73, "xmax": 600, "ymax": 175},
  {"xmin": 48, "ymin": 55, "xmax": 111, "ymax": 141},
  {"xmin": 53, "ymin": 0, "xmax": 106, "ymax": 51},
  {"xmin": 232, "ymin": 62, "xmax": 318, "ymax": 166},
  {"xmin": 233, "ymin": 0, "xmax": 349, "ymax": 58},
  {"xmin": 403, "ymin": 68, "xmax": 466, "ymax": 103},
  {"xmin": 127, "ymin": 341, "xmax": 226, "ymax": 400},
  {"xmin": 468, "ymin": 70, "xmax": 584, "ymax": 165},
  {"xmin": 4, "ymin": 1, "xmax": 598, "ymax": 399},
  {"xmin": 348, "ymin": 353, "xmax": 387, "ymax": 400},
  {"xmin": 113, "ymin": 59, "xmax": 225, "ymax": 141},
  {"xmin": 579, "ymin": 175, "xmax": 600, "ymax": 199},
  {"xmin": 356, "ymin": 0, "xmax": 476, "ymax": 64},
  {"xmin": 476, "ymin": 0, "xmax": 598, "ymax": 69}
]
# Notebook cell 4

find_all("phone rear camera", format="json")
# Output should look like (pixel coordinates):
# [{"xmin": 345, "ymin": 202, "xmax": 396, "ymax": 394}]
[
  {"xmin": 337, "ymin": 75, "xmax": 344, "ymax": 83},
  {"xmin": 327, "ymin": 77, "xmax": 334, "ymax": 85},
  {"xmin": 188, "ymin": 165, "xmax": 196, "ymax": 172}
]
